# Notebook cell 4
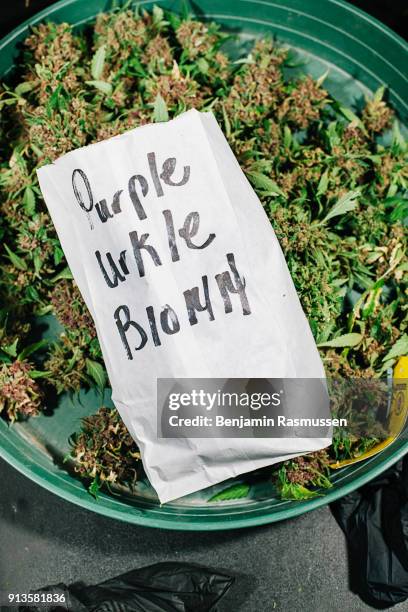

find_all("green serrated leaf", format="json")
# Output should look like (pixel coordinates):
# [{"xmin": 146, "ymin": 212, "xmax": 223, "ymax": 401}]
[
  {"xmin": 18, "ymin": 339, "xmax": 48, "ymax": 361},
  {"xmin": 373, "ymin": 85, "xmax": 386, "ymax": 103},
  {"xmin": 209, "ymin": 482, "xmax": 250, "ymax": 502},
  {"xmin": 86, "ymin": 80, "xmax": 112, "ymax": 96},
  {"xmin": 53, "ymin": 245, "xmax": 65, "ymax": 266},
  {"xmin": 91, "ymin": 45, "xmax": 106, "ymax": 80},
  {"xmin": 392, "ymin": 120, "xmax": 406, "ymax": 152},
  {"xmin": 89, "ymin": 477, "xmax": 101, "ymax": 499},
  {"xmin": 247, "ymin": 171, "xmax": 285, "ymax": 197},
  {"xmin": 378, "ymin": 359, "xmax": 395, "ymax": 376},
  {"xmin": 153, "ymin": 93, "xmax": 169, "ymax": 122},
  {"xmin": 197, "ymin": 57, "xmax": 209, "ymax": 74},
  {"xmin": 23, "ymin": 186, "xmax": 36, "ymax": 215},
  {"xmin": 31, "ymin": 143, "xmax": 43, "ymax": 158},
  {"xmin": 221, "ymin": 103, "xmax": 231, "ymax": 138},
  {"xmin": 34, "ymin": 305, "xmax": 53, "ymax": 316},
  {"xmin": 33, "ymin": 251, "xmax": 42, "ymax": 275},
  {"xmin": 86, "ymin": 359, "xmax": 107, "ymax": 390},
  {"xmin": 15, "ymin": 81, "xmax": 34, "ymax": 96},
  {"xmin": 280, "ymin": 482, "xmax": 319, "ymax": 500},
  {"xmin": 337, "ymin": 104, "xmax": 366, "ymax": 134},
  {"xmin": 322, "ymin": 190, "xmax": 359, "ymax": 223},
  {"xmin": 30, "ymin": 369, "xmax": 52, "ymax": 379},
  {"xmin": 168, "ymin": 11, "xmax": 181, "ymax": 31},
  {"xmin": 25, "ymin": 285, "xmax": 40, "ymax": 303},
  {"xmin": 283, "ymin": 125, "xmax": 292, "ymax": 149},
  {"xmin": 1, "ymin": 338, "xmax": 18, "ymax": 357},
  {"xmin": 318, "ymin": 333, "xmax": 363, "ymax": 348},
  {"xmin": 382, "ymin": 335, "xmax": 408, "ymax": 363},
  {"xmin": 152, "ymin": 4, "xmax": 164, "ymax": 23},
  {"xmin": 316, "ymin": 170, "xmax": 329, "ymax": 197},
  {"xmin": 326, "ymin": 121, "xmax": 340, "ymax": 147},
  {"xmin": 51, "ymin": 267, "xmax": 73, "ymax": 282},
  {"xmin": 4, "ymin": 244, "xmax": 27, "ymax": 271},
  {"xmin": 47, "ymin": 84, "xmax": 67, "ymax": 114}
]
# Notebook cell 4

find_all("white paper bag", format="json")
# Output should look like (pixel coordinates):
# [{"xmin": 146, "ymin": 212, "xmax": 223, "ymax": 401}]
[{"xmin": 37, "ymin": 109, "xmax": 331, "ymax": 503}]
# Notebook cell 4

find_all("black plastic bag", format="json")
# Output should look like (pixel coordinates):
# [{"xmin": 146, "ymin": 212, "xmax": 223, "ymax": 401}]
[
  {"xmin": 19, "ymin": 562, "xmax": 234, "ymax": 612},
  {"xmin": 331, "ymin": 456, "xmax": 408, "ymax": 608}
]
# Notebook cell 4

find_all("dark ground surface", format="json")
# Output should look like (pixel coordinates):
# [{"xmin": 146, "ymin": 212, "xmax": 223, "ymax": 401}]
[{"xmin": 0, "ymin": 457, "xmax": 406, "ymax": 612}]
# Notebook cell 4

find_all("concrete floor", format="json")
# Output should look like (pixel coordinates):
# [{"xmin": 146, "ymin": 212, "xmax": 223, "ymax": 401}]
[{"xmin": 1, "ymin": 457, "xmax": 404, "ymax": 611}]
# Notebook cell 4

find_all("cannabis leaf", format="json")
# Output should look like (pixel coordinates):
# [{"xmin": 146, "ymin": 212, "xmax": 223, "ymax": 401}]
[
  {"xmin": 30, "ymin": 370, "xmax": 52, "ymax": 379},
  {"xmin": 1, "ymin": 338, "xmax": 18, "ymax": 357},
  {"xmin": 152, "ymin": 5, "xmax": 164, "ymax": 24},
  {"xmin": 51, "ymin": 267, "xmax": 73, "ymax": 282},
  {"xmin": 280, "ymin": 482, "xmax": 319, "ymax": 500},
  {"xmin": 15, "ymin": 81, "xmax": 34, "ymax": 96},
  {"xmin": 18, "ymin": 339, "xmax": 48, "ymax": 360},
  {"xmin": 317, "ymin": 333, "xmax": 363, "ymax": 348},
  {"xmin": 85, "ymin": 80, "xmax": 112, "ymax": 96},
  {"xmin": 382, "ymin": 335, "xmax": 408, "ymax": 363},
  {"xmin": 153, "ymin": 93, "xmax": 169, "ymax": 122},
  {"xmin": 89, "ymin": 476, "xmax": 101, "ymax": 499},
  {"xmin": 336, "ymin": 104, "xmax": 367, "ymax": 133},
  {"xmin": 23, "ymin": 186, "xmax": 36, "ymax": 215},
  {"xmin": 316, "ymin": 170, "xmax": 329, "ymax": 197},
  {"xmin": 86, "ymin": 359, "xmax": 107, "ymax": 390},
  {"xmin": 209, "ymin": 483, "xmax": 250, "ymax": 502},
  {"xmin": 247, "ymin": 171, "xmax": 285, "ymax": 197},
  {"xmin": 4, "ymin": 244, "xmax": 27, "ymax": 271},
  {"xmin": 321, "ymin": 190, "xmax": 360, "ymax": 223},
  {"xmin": 91, "ymin": 45, "xmax": 106, "ymax": 80}
]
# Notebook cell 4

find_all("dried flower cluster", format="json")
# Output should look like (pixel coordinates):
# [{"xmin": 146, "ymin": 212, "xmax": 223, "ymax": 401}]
[
  {"xmin": 0, "ymin": 360, "xmax": 42, "ymax": 422},
  {"xmin": 277, "ymin": 450, "xmax": 332, "ymax": 500},
  {"xmin": 71, "ymin": 406, "xmax": 141, "ymax": 494},
  {"xmin": 0, "ymin": 6, "xmax": 406, "ymax": 500}
]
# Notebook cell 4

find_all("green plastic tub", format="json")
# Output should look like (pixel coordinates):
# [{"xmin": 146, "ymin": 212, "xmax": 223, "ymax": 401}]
[{"xmin": 0, "ymin": 0, "xmax": 407, "ymax": 530}]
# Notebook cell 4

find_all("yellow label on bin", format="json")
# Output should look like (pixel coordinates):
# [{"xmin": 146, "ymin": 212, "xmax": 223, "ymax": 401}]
[{"xmin": 330, "ymin": 356, "xmax": 408, "ymax": 469}]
